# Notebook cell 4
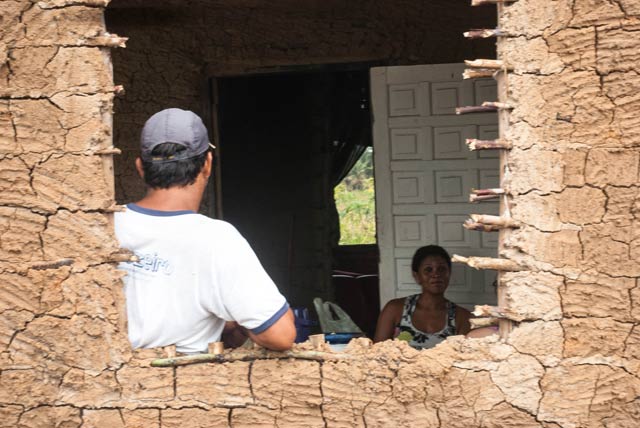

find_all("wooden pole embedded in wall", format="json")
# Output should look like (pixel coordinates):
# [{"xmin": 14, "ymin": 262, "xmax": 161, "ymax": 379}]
[
  {"xmin": 209, "ymin": 78, "xmax": 224, "ymax": 219},
  {"xmin": 466, "ymin": 139, "xmax": 512, "ymax": 150},
  {"xmin": 456, "ymin": 105, "xmax": 499, "ymax": 114},
  {"xmin": 463, "ymin": 69, "xmax": 496, "ymax": 79},
  {"xmin": 452, "ymin": 255, "xmax": 522, "ymax": 271},
  {"xmin": 495, "ymin": 0, "xmax": 515, "ymax": 338},
  {"xmin": 465, "ymin": 59, "xmax": 512, "ymax": 70},
  {"xmin": 471, "ymin": 0, "xmax": 518, "ymax": 6},
  {"xmin": 469, "ymin": 188, "xmax": 506, "ymax": 202},
  {"xmin": 463, "ymin": 28, "xmax": 504, "ymax": 39}
]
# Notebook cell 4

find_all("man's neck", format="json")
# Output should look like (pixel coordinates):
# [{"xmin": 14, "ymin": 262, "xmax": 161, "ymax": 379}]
[{"xmin": 135, "ymin": 185, "xmax": 203, "ymax": 213}]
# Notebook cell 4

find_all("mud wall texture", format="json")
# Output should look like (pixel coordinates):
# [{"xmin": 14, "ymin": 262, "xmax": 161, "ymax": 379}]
[{"xmin": 0, "ymin": 0, "xmax": 639, "ymax": 427}]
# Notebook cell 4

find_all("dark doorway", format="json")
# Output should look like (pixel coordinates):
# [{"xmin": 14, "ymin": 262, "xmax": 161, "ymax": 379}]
[{"xmin": 216, "ymin": 68, "xmax": 379, "ymax": 335}]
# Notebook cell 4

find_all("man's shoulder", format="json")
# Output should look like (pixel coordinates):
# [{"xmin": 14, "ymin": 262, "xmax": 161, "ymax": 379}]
[
  {"xmin": 194, "ymin": 215, "xmax": 238, "ymax": 232},
  {"xmin": 116, "ymin": 208, "xmax": 236, "ymax": 234}
]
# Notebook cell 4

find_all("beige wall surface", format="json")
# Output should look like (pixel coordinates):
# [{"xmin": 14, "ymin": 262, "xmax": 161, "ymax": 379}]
[{"xmin": 0, "ymin": 0, "xmax": 639, "ymax": 427}]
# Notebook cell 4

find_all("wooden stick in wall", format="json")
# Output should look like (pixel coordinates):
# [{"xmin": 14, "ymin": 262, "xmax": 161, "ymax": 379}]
[
  {"xmin": 208, "ymin": 342, "xmax": 225, "ymax": 355},
  {"xmin": 452, "ymin": 254, "xmax": 522, "ymax": 271},
  {"xmin": 464, "ymin": 220, "xmax": 502, "ymax": 232},
  {"xmin": 469, "ymin": 317, "xmax": 499, "ymax": 328},
  {"xmin": 472, "ymin": 305, "xmax": 510, "ymax": 318},
  {"xmin": 107, "ymin": 250, "xmax": 139, "ymax": 263},
  {"xmin": 465, "ymin": 59, "xmax": 513, "ymax": 71},
  {"xmin": 30, "ymin": 258, "xmax": 74, "ymax": 270},
  {"xmin": 463, "ymin": 69, "xmax": 496, "ymax": 79},
  {"xmin": 463, "ymin": 215, "xmax": 519, "ymax": 232},
  {"xmin": 464, "ymin": 29, "xmax": 505, "ymax": 39},
  {"xmin": 456, "ymin": 105, "xmax": 499, "ymax": 115},
  {"xmin": 87, "ymin": 33, "xmax": 128, "ymax": 48},
  {"xmin": 113, "ymin": 85, "xmax": 126, "ymax": 97},
  {"xmin": 470, "ymin": 194, "xmax": 500, "ymax": 202},
  {"xmin": 482, "ymin": 101, "xmax": 514, "ymax": 110},
  {"xmin": 471, "ymin": 188, "xmax": 507, "ymax": 196},
  {"xmin": 309, "ymin": 334, "xmax": 326, "ymax": 350},
  {"xmin": 466, "ymin": 139, "xmax": 512, "ymax": 150},
  {"xmin": 470, "ymin": 188, "xmax": 506, "ymax": 203},
  {"xmin": 93, "ymin": 148, "xmax": 122, "ymax": 156},
  {"xmin": 150, "ymin": 349, "xmax": 354, "ymax": 367},
  {"xmin": 471, "ymin": 0, "xmax": 518, "ymax": 6},
  {"xmin": 103, "ymin": 204, "xmax": 127, "ymax": 213},
  {"xmin": 469, "ymin": 214, "xmax": 519, "ymax": 228}
]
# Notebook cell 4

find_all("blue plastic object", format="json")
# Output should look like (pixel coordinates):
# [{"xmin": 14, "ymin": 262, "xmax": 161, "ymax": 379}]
[
  {"xmin": 293, "ymin": 307, "xmax": 317, "ymax": 343},
  {"xmin": 324, "ymin": 332, "xmax": 363, "ymax": 344}
]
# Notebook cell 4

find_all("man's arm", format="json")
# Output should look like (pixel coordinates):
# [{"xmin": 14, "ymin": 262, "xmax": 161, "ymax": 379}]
[
  {"xmin": 221, "ymin": 321, "xmax": 250, "ymax": 348},
  {"xmin": 246, "ymin": 308, "xmax": 296, "ymax": 351}
]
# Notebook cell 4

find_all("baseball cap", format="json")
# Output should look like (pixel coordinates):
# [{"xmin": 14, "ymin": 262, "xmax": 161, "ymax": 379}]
[{"xmin": 140, "ymin": 108, "xmax": 215, "ymax": 163}]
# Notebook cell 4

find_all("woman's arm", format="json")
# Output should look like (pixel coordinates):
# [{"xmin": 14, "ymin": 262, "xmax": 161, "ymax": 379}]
[
  {"xmin": 373, "ymin": 299, "xmax": 403, "ymax": 342},
  {"xmin": 456, "ymin": 306, "xmax": 472, "ymax": 335}
]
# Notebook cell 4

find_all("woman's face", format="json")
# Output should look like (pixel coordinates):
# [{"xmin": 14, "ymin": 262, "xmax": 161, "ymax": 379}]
[{"xmin": 412, "ymin": 255, "xmax": 451, "ymax": 295}]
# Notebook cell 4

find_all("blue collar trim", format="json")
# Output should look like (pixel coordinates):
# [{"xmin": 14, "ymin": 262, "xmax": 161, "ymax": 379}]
[{"xmin": 127, "ymin": 203, "xmax": 195, "ymax": 217}]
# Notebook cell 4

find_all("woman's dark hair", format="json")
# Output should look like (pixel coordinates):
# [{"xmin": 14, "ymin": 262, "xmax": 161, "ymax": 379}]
[
  {"xmin": 141, "ymin": 143, "xmax": 208, "ymax": 189},
  {"xmin": 411, "ymin": 245, "xmax": 451, "ymax": 272}
]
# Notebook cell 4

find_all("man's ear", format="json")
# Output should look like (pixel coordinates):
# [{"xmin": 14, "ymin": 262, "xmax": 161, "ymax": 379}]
[
  {"xmin": 135, "ymin": 157, "xmax": 145, "ymax": 179},
  {"xmin": 202, "ymin": 151, "xmax": 213, "ymax": 179}
]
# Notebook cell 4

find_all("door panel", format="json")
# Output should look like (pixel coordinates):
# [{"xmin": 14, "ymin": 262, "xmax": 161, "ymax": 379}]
[{"xmin": 372, "ymin": 63, "xmax": 499, "ymax": 309}]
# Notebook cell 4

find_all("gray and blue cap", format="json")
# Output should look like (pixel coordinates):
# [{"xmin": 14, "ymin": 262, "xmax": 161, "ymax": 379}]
[{"xmin": 140, "ymin": 108, "xmax": 214, "ymax": 163}]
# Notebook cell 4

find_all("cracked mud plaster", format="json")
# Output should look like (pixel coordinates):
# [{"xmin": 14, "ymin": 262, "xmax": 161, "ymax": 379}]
[
  {"xmin": 563, "ymin": 276, "xmax": 635, "ymax": 322},
  {"xmin": 0, "ymin": 153, "xmax": 114, "ymax": 215},
  {"xmin": 0, "ymin": 206, "xmax": 46, "ymax": 263},
  {"xmin": 538, "ymin": 363, "xmax": 640, "ymax": 427},
  {"xmin": 0, "ymin": 46, "xmax": 113, "ymax": 98},
  {"xmin": 176, "ymin": 361, "xmax": 253, "ymax": 408},
  {"xmin": 0, "ymin": 3, "xmax": 107, "ymax": 50},
  {"xmin": 0, "ymin": 94, "xmax": 113, "ymax": 156},
  {"xmin": 17, "ymin": 405, "xmax": 82, "ymax": 428},
  {"xmin": 19, "ymin": 6, "xmax": 105, "ymax": 48},
  {"xmin": 563, "ymin": 317, "xmax": 633, "ymax": 359},
  {"xmin": 0, "ymin": 0, "xmax": 639, "ymax": 427}
]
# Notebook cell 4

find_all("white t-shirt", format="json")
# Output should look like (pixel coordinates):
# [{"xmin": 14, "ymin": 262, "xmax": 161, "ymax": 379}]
[{"xmin": 114, "ymin": 203, "xmax": 289, "ymax": 354}]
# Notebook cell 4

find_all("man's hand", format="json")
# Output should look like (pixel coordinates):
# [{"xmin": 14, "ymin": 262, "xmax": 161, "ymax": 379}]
[
  {"xmin": 247, "ymin": 308, "xmax": 296, "ymax": 351},
  {"xmin": 222, "ymin": 321, "xmax": 249, "ymax": 348}
]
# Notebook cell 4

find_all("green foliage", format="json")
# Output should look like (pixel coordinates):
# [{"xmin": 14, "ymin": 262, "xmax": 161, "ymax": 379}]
[{"xmin": 335, "ymin": 148, "xmax": 376, "ymax": 245}]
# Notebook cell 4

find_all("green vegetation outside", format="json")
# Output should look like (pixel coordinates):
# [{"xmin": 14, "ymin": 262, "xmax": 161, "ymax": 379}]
[{"xmin": 334, "ymin": 147, "xmax": 376, "ymax": 245}]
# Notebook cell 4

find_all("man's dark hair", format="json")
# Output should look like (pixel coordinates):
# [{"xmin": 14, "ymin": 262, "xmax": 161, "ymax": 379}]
[
  {"xmin": 141, "ymin": 143, "xmax": 208, "ymax": 189},
  {"xmin": 411, "ymin": 245, "xmax": 452, "ymax": 272}
]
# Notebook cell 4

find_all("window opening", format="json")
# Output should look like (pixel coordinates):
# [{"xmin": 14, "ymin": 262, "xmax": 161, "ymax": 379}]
[{"xmin": 335, "ymin": 146, "xmax": 376, "ymax": 245}]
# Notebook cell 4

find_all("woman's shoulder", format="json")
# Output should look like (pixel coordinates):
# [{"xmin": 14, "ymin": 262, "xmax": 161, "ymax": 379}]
[
  {"xmin": 382, "ymin": 297, "xmax": 408, "ymax": 313},
  {"xmin": 387, "ymin": 296, "xmax": 409, "ymax": 306},
  {"xmin": 454, "ymin": 304, "xmax": 472, "ymax": 316}
]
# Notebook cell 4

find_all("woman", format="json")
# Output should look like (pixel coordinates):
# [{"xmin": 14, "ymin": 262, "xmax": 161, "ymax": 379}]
[{"xmin": 374, "ymin": 245, "xmax": 471, "ymax": 349}]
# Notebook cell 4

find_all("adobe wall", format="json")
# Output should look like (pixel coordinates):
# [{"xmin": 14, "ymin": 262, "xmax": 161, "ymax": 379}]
[{"xmin": 0, "ymin": 1, "xmax": 639, "ymax": 427}]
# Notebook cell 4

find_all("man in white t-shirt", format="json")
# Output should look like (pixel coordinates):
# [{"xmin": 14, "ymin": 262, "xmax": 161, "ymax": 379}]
[{"xmin": 114, "ymin": 108, "xmax": 295, "ymax": 354}]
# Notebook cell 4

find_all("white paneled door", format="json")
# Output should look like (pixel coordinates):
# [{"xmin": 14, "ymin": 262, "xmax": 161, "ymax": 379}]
[{"xmin": 371, "ymin": 63, "xmax": 499, "ymax": 309}]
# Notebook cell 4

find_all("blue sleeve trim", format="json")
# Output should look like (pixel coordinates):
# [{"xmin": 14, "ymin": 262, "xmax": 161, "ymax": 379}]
[
  {"xmin": 250, "ymin": 302, "xmax": 290, "ymax": 334},
  {"xmin": 127, "ymin": 203, "xmax": 195, "ymax": 217}
]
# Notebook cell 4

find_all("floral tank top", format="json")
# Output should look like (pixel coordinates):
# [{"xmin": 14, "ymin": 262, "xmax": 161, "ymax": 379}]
[{"xmin": 394, "ymin": 294, "xmax": 457, "ymax": 350}]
